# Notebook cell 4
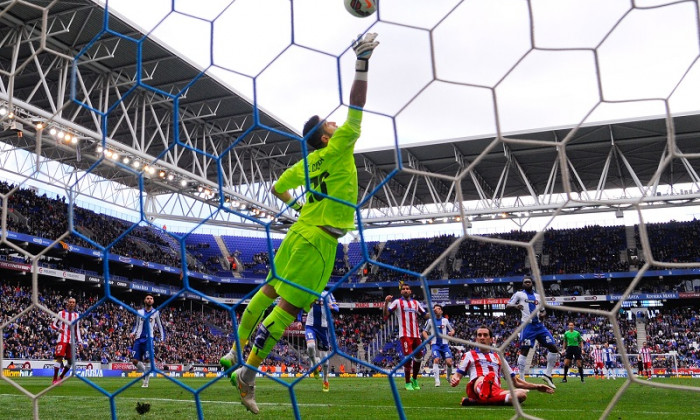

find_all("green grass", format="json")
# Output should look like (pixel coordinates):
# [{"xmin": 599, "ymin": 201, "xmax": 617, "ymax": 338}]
[{"xmin": 0, "ymin": 376, "xmax": 699, "ymax": 420}]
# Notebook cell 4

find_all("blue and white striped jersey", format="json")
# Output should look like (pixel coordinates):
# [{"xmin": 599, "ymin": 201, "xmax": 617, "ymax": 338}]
[
  {"xmin": 508, "ymin": 290, "xmax": 543, "ymax": 324},
  {"xmin": 132, "ymin": 308, "xmax": 166, "ymax": 341},
  {"xmin": 423, "ymin": 316, "xmax": 454, "ymax": 345},
  {"xmin": 305, "ymin": 292, "xmax": 339, "ymax": 329}
]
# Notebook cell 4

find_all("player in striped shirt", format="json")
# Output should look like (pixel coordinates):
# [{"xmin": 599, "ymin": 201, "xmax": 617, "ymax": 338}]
[
  {"xmin": 602, "ymin": 342, "xmax": 616, "ymax": 380},
  {"xmin": 305, "ymin": 291, "xmax": 339, "ymax": 392},
  {"xmin": 422, "ymin": 304, "xmax": 455, "ymax": 387},
  {"xmin": 50, "ymin": 297, "xmax": 82, "ymax": 385},
  {"xmin": 129, "ymin": 294, "xmax": 166, "ymax": 388},
  {"xmin": 450, "ymin": 326, "xmax": 554, "ymax": 406},
  {"xmin": 639, "ymin": 342, "xmax": 652, "ymax": 380},
  {"xmin": 590, "ymin": 345, "xmax": 604, "ymax": 379},
  {"xmin": 383, "ymin": 282, "xmax": 427, "ymax": 391}
]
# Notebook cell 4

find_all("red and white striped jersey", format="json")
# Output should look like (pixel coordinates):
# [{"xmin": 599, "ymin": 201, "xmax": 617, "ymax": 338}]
[
  {"xmin": 51, "ymin": 310, "xmax": 81, "ymax": 344},
  {"xmin": 590, "ymin": 347, "xmax": 603, "ymax": 364},
  {"xmin": 456, "ymin": 349, "xmax": 514, "ymax": 385},
  {"xmin": 387, "ymin": 297, "xmax": 425, "ymax": 338},
  {"xmin": 640, "ymin": 347, "xmax": 652, "ymax": 364}
]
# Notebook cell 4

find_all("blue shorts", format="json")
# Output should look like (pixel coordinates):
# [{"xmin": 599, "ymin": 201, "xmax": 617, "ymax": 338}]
[
  {"xmin": 132, "ymin": 338, "xmax": 151, "ymax": 361},
  {"xmin": 305, "ymin": 325, "xmax": 330, "ymax": 351},
  {"xmin": 519, "ymin": 323, "xmax": 555, "ymax": 348},
  {"xmin": 431, "ymin": 343, "xmax": 453, "ymax": 360},
  {"xmin": 605, "ymin": 361, "xmax": 615, "ymax": 369}
]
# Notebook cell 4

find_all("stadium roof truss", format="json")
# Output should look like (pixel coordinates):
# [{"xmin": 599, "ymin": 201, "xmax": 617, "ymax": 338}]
[{"xmin": 2, "ymin": 1, "xmax": 700, "ymax": 233}]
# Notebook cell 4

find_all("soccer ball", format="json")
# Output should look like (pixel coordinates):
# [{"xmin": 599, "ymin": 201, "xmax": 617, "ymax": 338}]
[{"xmin": 344, "ymin": 0, "xmax": 377, "ymax": 18}]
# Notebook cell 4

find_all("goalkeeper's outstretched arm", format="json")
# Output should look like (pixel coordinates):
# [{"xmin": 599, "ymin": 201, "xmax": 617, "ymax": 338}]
[{"xmin": 350, "ymin": 33, "xmax": 379, "ymax": 108}]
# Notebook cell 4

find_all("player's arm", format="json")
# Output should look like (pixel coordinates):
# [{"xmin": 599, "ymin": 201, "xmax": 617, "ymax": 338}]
[
  {"xmin": 329, "ymin": 294, "xmax": 339, "ymax": 312},
  {"xmin": 422, "ymin": 320, "xmax": 432, "ymax": 341},
  {"xmin": 446, "ymin": 320, "xmax": 455, "ymax": 337},
  {"xmin": 512, "ymin": 375, "xmax": 554, "ymax": 394},
  {"xmin": 130, "ymin": 313, "xmax": 140, "ymax": 339},
  {"xmin": 271, "ymin": 182, "xmax": 303, "ymax": 212},
  {"xmin": 350, "ymin": 33, "xmax": 379, "ymax": 108},
  {"xmin": 155, "ymin": 313, "xmax": 166, "ymax": 341},
  {"xmin": 506, "ymin": 293, "xmax": 522, "ymax": 310},
  {"xmin": 419, "ymin": 303, "xmax": 429, "ymax": 320},
  {"xmin": 75, "ymin": 317, "xmax": 84, "ymax": 345},
  {"xmin": 382, "ymin": 295, "xmax": 393, "ymax": 320},
  {"xmin": 50, "ymin": 312, "xmax": 60, "ymax": 331},
  {"xmin": 450, "ymin": 370, "xmax": 464, "ymax": 387},
  {"xmin": 451, "ymin": 356, "xmax": 470, "ymax": 387}
]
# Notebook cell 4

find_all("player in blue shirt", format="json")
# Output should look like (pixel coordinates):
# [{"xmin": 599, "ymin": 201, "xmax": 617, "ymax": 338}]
[
  {"xmin": 305, "ymin": 291, "xmax": 339, "ymax": 391},
  {"xmin": 602, "ymin": 342, "xmax": 617, "ymax": 380},
  {"xmin": 422, "ymin": 304, "xmax": 455, "ymax": 387},
  {"xmin": 506, "ymin": 276, "xmax": 560, "ymax": 389},
  {"xmin": 129, "ymin": 294, "xmax": 166, "ymax": 388}
]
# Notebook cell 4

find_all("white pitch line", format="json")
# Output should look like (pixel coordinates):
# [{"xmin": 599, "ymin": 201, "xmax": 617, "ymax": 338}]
[{"xmin": 0, "ymin": 394, "xmax": 697, "ymax": 415}]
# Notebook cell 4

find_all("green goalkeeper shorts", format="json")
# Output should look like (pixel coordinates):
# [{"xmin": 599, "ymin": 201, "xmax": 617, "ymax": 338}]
[{"xmin": 266, "ymin": 220, "xmax": 338, "ymax": 312}]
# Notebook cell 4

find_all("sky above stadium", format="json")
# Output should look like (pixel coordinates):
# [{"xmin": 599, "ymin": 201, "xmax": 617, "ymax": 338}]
[{"xmin": 101, "ymin": 0, "xmax": 700, "ymax": 154}]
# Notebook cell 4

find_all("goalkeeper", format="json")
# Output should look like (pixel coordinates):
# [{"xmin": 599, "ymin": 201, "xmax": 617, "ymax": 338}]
[{"xmin": 220, "ymin": 32, "xmax": 380, "ymax": 414}]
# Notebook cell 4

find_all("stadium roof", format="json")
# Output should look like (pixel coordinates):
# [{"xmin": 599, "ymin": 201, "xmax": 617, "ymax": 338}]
[{"xmin": 2, "ymin": 1, "xmax": 700, "ymax": 231}]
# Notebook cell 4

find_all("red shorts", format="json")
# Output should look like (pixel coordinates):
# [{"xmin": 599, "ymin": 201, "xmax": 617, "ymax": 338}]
[
  {"xmin": 55, "ymin": 342, "xmax": 73, "ymax": 359},
  {"xmin": 595, "ymin": 362, "xmax": 604, "ymax": 369},
  {"xmin": 466, "ymin": 373, "xmax": 509, "ymax": 405},
  {"xmin": 643, "ymin": 362, "xmax": 652, "ymax": 370},
  {"xmin": 399, "ymin": 336, "xmax": 423, "ymax": 358}
]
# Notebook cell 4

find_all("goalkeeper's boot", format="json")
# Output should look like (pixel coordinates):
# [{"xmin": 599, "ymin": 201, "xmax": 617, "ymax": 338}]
[
  {"xmin": 542, "ymin": 374, "xmax": 556, "ymax": 389},
  {"xmin": 404, "ymin": 382, "xmax": 414, "ymax": 391},
  {"xmin": 220, "ymin": 350, "xmax": 238, "ymax": 371},
  {"xmin": 410, "ymin": 378, "xmax": 421, "ymax": 390},
  {"xmin": 322, "ymin": 381, "xmax": 330, "ymax": 392},
  {"xmin": 231, "ymin": 368, "xmax": 259, "ymax": 414}
]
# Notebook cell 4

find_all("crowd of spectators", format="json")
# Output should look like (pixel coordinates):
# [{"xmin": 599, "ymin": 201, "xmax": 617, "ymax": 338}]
[
  {"xmin": 541, "ymin": 225, "xmax": 629, "ymax": 275},
  {"xmin": 3, "ymin": 280, "xmax": 698, "ymax": 374},
  {"xmin": 1, "ymin": 282, "xmax": 232, "ymax": 366},
  {"xmin": 637, "ymin": 220, "xmax": 700, "ymax": 264},
  {"xmin": 7, "ymin": 181, "xmax": 700, "ymax": 287},
  {"xmin": 1, "ymin": 181, "xmax": 196, "ymax": 272}
]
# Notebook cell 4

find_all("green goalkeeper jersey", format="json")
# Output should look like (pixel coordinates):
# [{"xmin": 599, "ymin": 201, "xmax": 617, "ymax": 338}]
[
  {"xmin": 275, "ymin": 107, "xmax": 361, "ymax": 232},
  {"xmin": 564, "ymin": 330, "xmax": 583, "ymax": 347}
]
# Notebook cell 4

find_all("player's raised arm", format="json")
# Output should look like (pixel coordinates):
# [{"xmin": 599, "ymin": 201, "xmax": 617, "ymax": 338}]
[
  {"xmin": 350, "ymin": 33, "xmax": 379, "ymax": 108},
  {"xmin": 383, "ymin": 294, "xmax": 393, "ymax": 320}
]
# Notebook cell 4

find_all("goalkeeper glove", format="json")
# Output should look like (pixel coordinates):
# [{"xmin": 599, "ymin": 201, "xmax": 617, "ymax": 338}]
[
  {"xmin": 285, "ymin": 198, "xmax": 303, "ymax": 212},
  {"xmin": 353, "ymin": 32, "xmax": 379, "ymax": 73}
]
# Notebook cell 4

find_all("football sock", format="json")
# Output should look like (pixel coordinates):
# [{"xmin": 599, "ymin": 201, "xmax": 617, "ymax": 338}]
[
  {"xmin": 237, "ymin": 292, "xmax": 275, "ymax": 350},
  {"xmin": 412, "ymin": 357, "xmax": 421, "ymax": 379},
  {"xmin": 53, "ymin": 361, "xmax": 61, "ymax": 381},
  {"xmin": 517, "ymin": 354, "xmax": 527, "ymax": 379},
  {"xmin": 243, "ymin": 305, "xmax": 295, "ymax": 383},
  {"xmin": 403, "ymin": 360, "xmax": 411, "ymax": 382},
  {"xmin": 433, "ymin": 363, "xmax": 440, "ymax": 380},
  {"xmin": 136, "ymin": 361, "xmax": 146, "ymax": 373},
  {"xmin": 580, "ymin": 365, "xmax": 584, "ymax": 380},
  {"xmin": 447, "ymin": 364, "xmax": 453, "ymax": 379},
  {"xmin": 546, "ymin": 352, "xmax": 558, "ymax": 376},
  {"xmin": 320, "ymin": 350, "xmax": 329, "ymax": 380},
  {"xmin": 307, "ymin": 341, "xmax": 318, "ymax": 366},
  {"xmin": 59, "ymin": 364, "xmax": 70, "ymax": 379},
  {"xmin": 563, "ymin": 364, "xmax": 569, "ymax": 377}
]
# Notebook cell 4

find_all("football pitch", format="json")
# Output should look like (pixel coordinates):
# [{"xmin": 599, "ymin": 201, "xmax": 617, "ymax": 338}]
[{"xmin": 0, "ymin": 376, "xmax": 698, "ymax": 420}]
